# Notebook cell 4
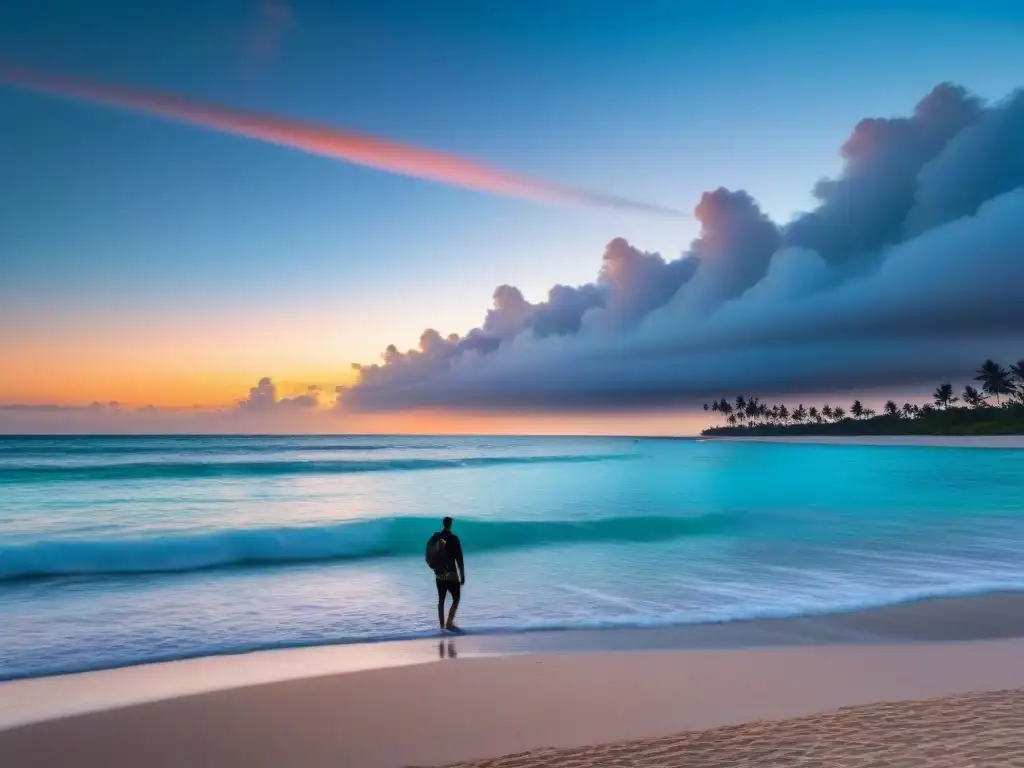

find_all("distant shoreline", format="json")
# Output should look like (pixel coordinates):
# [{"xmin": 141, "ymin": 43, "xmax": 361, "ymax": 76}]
[
  {"xmin": 700, "ymin": 359, "xmax": 1024, "ymax": 440},
  {"xmin": 706, "ymin": 434, "xmax": 1024, "ymax": 448},
  {"xmin": 701, "ymin": 405, "xmax": 1024, "ymax": 439}
]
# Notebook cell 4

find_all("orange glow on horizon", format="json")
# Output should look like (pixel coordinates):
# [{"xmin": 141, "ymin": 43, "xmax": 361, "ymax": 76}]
[
  {"xmin": 0, "ymin": 339, "xmax": 701, "ymax": 434},
  {"xmin": 0, "ymin": 64, "xmax": 696, "ymax": 434},
  {"xmin": 0, "ymin": 375, "xmax": 704, "ymax": 436},
  {"xmin": 334, "ymin": 409, "xmax": 704, "ymax": 437}
]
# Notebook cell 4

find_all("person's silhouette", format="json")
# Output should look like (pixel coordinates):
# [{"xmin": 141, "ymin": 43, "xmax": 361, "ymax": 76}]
[{"xmin": 427, "ymin": 516, "xmax": 465, "ymax": 632}]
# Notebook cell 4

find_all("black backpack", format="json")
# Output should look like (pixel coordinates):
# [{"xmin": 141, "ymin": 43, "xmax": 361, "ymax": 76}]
[{"xmin": 425, "ymin": 533, "xmax": 448, "ymax": 570}]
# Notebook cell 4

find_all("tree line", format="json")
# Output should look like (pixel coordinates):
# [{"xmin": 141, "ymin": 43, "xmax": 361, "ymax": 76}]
[{"xmin": 702, "ymin": 359, "xmax": 1024, "ymax": 433}]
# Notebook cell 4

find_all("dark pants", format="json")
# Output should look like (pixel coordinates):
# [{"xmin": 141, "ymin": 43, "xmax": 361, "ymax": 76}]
[
  {"xmin": 436, "ymin": 579, "xmax": 461, "ymax": 604},
  {"xmin": 436, "ymin": 578, "xmax": 460, "ymax": 628}
]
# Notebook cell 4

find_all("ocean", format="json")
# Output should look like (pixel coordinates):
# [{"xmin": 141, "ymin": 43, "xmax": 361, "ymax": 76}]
[{"xmin": 2, "ymin": 435, "xmax": 1023, "ymax": 681}]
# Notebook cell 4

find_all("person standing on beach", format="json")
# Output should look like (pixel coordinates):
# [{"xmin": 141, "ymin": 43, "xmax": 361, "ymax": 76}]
[{"xmin": 426, "ymin": 517, "xmax": 465, "ymax": 632}]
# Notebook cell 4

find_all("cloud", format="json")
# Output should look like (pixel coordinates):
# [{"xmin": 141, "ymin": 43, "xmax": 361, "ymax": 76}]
[
  {"xmin": 0, "ymin": 66, "xmax": 684, "ymax": 217},
  {"xmin": 783, "ymin": 82, "xmax": 983, "ymax": 271},
  {"xmin": 0, "ymin": 401, "xmax": 210, "ymax": 434},
  {"xmin": 905, "ymin": 88, "xmax": 1024, "ymax": 236},
  {"xmin": 0, "ymin": 378, "xmax": 331, "ymax": 434},
  {"xmin": 342, "ymin": 82, "xmax": 1024, "ymax": 413},
  {"xmin": 233, "ymin": 377, "xmax": 325, "ymax": 411}
]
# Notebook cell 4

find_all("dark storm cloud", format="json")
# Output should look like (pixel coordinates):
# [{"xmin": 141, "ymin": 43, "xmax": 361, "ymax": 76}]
[
  {"xmin": 783, "ymin": 82, "xmax": 984, "ymax": 270},
  {"xmin": 342, "ymin": 82, "xmax": 1024, "ymax": 413},
  {"xmin": 905, "ymin": 89, "xmax": 1024, "ymax": 237},
  {"xmin": 476, "ymin": 236, "xmax": 701, "ymax": 341}
]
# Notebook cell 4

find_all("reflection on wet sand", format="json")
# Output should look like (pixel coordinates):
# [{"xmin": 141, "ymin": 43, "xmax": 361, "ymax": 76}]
[{"xmin": 438, "ymin": 640, "xmax": 458, "ymax": 659}]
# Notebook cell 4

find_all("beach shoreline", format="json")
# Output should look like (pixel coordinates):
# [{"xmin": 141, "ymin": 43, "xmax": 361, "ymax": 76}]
[
  {"xmin": 4, "ymin": 639, "xmax": 1024, "ymax": 767},
  {"xmin": 5, "ymin": 591, "xmax": 1024, "ymax": 765},
  {"xmin": 705, "ymin": 434, "xmax": 1024, "ymax": 447},
  {"xmin": 7, "ymin": 434, "xmax": 1021, "ymax": 685},
  {"xmin": 7, "ymin": 588, "xmax": 1024, "ymax": 694}
]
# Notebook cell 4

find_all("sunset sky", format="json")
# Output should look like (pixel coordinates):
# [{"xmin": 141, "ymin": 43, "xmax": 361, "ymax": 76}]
[{"xmin": 2, "ymin": 0, "xmax": 1023, "ymax": 434}]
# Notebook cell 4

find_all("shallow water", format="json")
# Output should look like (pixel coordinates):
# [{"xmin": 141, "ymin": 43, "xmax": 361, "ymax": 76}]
[{"xmin": 2, "ymin": 435, "xmax": 1023, "ymax": 679}]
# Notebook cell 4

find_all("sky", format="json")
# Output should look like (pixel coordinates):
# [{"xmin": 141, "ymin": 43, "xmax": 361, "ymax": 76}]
[{"xmin": 1, "ymin": 0, "xmax": 1023, "ymax": 434}]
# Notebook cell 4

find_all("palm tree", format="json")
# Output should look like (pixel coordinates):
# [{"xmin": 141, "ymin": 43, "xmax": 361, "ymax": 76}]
[
  {"xmin": 884, "ymin": 400, "xmax": 900, "ymax": 417},
  {"xmin": 703, "ymin": 402, "xmax": 710, "ymax": 412},
  {"xmin": 821, "ymin": 404, "xmax": 834, "ymax": 422},
  {"xmin": 745, "ymin": 397, "xmax": 761, "ymax": 424},
  {"xmin": 850, "ymin": 400, "xmax": 864, "ymax": 419},
  {"xmin": 727, "ymin": 413, "xmax": 737, "ymax": 425},
  {"xmin": 778, "ymin": 404, "xmax": 789, "ymax": 423},
  {"xmin": 920, "ymin": 403, "xmax": 936, "ymax": 416},
  {"xmin": 808, "ymin": 406, "xmax": 820, "ymax": 423},
  {"xmin": 975, "ymin": 360, "xmax": 1016, "ymax": 406},
  {"xmin": 902, "ymin": 402, "xmax": 915, "ymax": 418},
  {"xmin": 735, "ymin": 396, "xmax": 747, "ymax": 413},
  {"xmin": 1011, "ymin": 360, "xmax": 1024, "ymax": 404},
  {"xmin": 933, "ymin": 383, "xmax": 957, "ymax": 410},
  {"xmin": 863, "ymin": 408, "xmax": 876, "ymax": 418},
  {"xmin": 792, "ymin": 404, "xmax": 807, "ymax": 423},
  {"xmin": 961, "ymin": 385, "xmax": 987, "ymax": 409},
  {"xmin": 833, "ymin": 405, "xmax": 846, "ymax": 421}
]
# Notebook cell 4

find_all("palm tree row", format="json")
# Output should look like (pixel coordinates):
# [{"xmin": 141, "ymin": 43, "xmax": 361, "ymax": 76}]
[{"xmin": 703, "ymin": 358, "xmax": 1024, "ymax": 428}]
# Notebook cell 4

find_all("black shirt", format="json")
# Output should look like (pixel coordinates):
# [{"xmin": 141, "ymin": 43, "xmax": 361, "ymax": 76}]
[{"xmin": 430, "ymin": 530, "xmax": 464, "ymax": 581}]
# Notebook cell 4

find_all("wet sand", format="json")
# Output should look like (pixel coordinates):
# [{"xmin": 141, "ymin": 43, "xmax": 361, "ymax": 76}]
[{"xmin": 4, "ymin": 592, "xmax": 1024, "ymax": 766}]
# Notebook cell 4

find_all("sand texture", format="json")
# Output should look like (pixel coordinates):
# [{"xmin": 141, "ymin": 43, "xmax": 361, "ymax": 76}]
[{"xmin": 433, "ymin": 689, "xmax": 1024, "ymax": 767}]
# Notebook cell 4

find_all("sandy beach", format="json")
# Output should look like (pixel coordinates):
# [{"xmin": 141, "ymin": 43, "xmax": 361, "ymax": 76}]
[
  {"xmin": 439, "ymin": 689, "xmax": 1024, "ymax": 767},
  {"xmin": 5, "ymin": 593, "xmax": 1024, "ymax": 767},
  {"xmin": 707, "ymin": 434, "xmax": 1024, "ymax": 447}
]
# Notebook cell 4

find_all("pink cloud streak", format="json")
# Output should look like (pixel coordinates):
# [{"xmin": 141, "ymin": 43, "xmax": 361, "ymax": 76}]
[{"xmin": 0, "ymin": 65, "xmax": 685, "ymax": 217}]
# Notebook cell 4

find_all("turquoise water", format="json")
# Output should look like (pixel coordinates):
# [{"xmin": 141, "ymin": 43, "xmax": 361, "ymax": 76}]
[{"xmin": 1, "ymin": 435, "xmax": 1023, "ymax": 680}]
